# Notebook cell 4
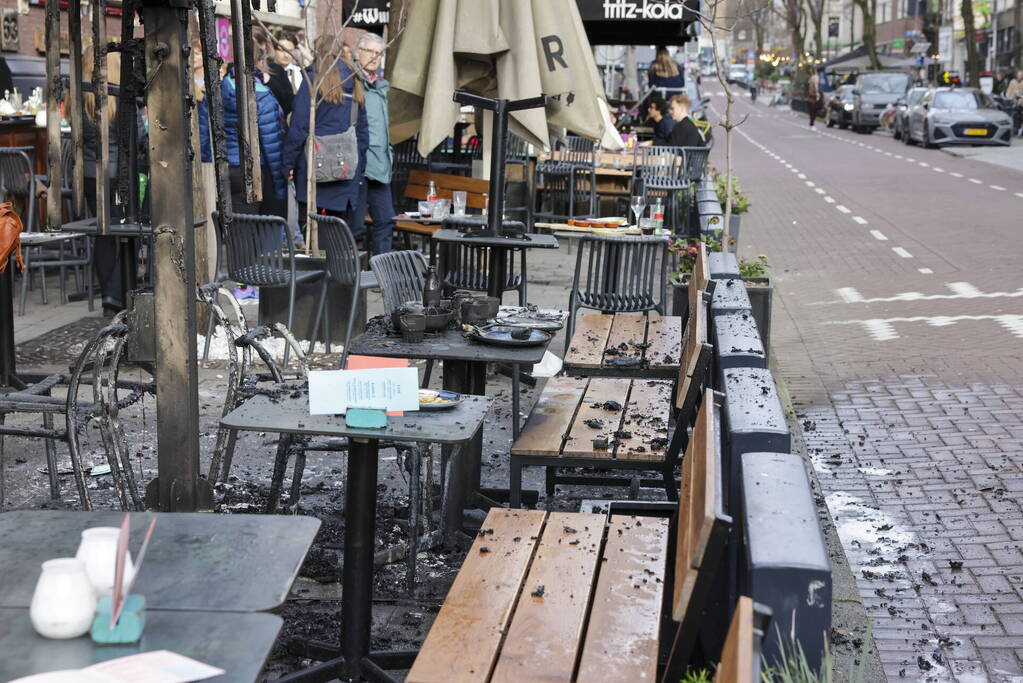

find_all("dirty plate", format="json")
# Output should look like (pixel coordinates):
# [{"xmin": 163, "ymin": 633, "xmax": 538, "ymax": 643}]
[
  {"xmin": 469, "ymin": 325, "xmax": 553, "ymax": 347},
  {"xmin": 495, "ymin": 316, "xmax": 564, "ymax": 331},
  {"xmin": 418, "ymin": 389, "xmax": 463, "ymax": 410}
]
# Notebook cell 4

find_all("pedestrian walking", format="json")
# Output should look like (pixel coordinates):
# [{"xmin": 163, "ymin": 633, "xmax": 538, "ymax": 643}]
[
  {"xmin": 350, "ymin": 33, "xmax": 395, "ymax": 256},
  {"xmin": 807, "ymin": 74, "xmax": 823, "ymax": 127},
  {"xmin": 1007, "ymin": 71, "xmax": 1023, "ymax": 101},
  {"xmin": 283, "ymin": 36, "xmax": 369, "ymax": 238}
]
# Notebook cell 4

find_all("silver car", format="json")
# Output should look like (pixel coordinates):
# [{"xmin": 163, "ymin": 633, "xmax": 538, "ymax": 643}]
[
  {"xmin": 905, "ymin": 88, "xmax": 1013, "ymax": 147},
  {"xmin": 892, "ymin": 87, "xmax": 928, "ymax": 141}
]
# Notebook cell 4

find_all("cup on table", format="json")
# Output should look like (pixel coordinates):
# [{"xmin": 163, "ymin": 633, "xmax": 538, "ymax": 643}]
[
  {"xmin": 639, "ymin": 217, "xmax": 655, "ymax": 235},
  {"xmin": 452, "ymin": 191, "xmax": 467, "ymax": 216},
  {"xmin": 418, "ymin": 201, "xmax": 433, "ymax": 217},
  {"xmin": 431, "ymin": 198, "xmax": 451, "ymax": 220}
]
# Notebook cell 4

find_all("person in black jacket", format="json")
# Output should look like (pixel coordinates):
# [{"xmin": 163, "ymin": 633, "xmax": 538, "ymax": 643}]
[
  {"xmin": 0, "ymin": 56, "xmax": 13, "ymax": 97},
  {"xmin": 253, "ymin": 26, "xmax": 295, "ymax": 120},
  {"xmin": 647, "ymin": 96, "xmax": 675, "ymax": 145},
  {"xmin": 666, "ymin": 95, "xmax": 706, "ymax": 148}
]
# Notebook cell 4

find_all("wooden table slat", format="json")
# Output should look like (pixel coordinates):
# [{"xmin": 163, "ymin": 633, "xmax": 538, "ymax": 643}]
[
  {"xmin": 511, "ymin": 377, "xmax": 588, "ymax": 457},
  {"xmin": 602, "ymin": 313, "xmax": 648, "ymax": 368},
  {"xmin": 617, "ymin": 380, "xmax": 673, "ymax": 461},
  {"xmin": 406, "ymin": 510, "xmax": 547, "ymax": 683},
  {"xmin": 562, "ymin": 378, "xmax": 632, "ymax": 459},
  {"xmin": 563, "ymin": 314, "xmax": 615, "ymax": 369},
  {"xmin": 644, "ymin": 315, "xmax": 683, "ymax": 369},
  {"xmin": 490, "ymin": 512, "xmax": 606, "ymax": 683},
  {"xmin": 576, "ymin": 515, "xmax": 670, "ymax": 683},
  {"xmin": 715, "ymin": 597, "xmax": 755, "ymax": 683}
]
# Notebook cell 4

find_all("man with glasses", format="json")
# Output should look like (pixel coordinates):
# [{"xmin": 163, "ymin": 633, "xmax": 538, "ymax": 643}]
[{"xmin": 350, "ymin": 33, "xmax": 394, "ymax": 255}]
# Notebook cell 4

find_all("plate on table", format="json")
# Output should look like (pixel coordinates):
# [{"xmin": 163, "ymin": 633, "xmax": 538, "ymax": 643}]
[
  {"xmin": 418, "ymin": 389, "xmax": 463, "ymax": 410},
  {"xmin": 468, "ymin": 325, "xmax": 553, "ymax": 347},
  {"xmin": 495, "ymin": 316, "xmax": 564, "ymax": 331}
]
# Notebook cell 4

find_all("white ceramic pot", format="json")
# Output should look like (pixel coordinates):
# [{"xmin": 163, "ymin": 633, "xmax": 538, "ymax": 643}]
[
  {"xmin": 75, "ymin": 527, "xmax": 135, "ymax": 597},
  {"xmin": 29, "ymin": 558, "xmax": 97, "ymax": 639}
]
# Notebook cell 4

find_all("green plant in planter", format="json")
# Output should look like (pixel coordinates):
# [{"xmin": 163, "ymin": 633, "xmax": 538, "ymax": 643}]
[
  {"xmin": 680, "ymin": 669, "xmax": 713, "ymax": 683},
  {"xmin": 669, "ymin": 235, "xmax": 721, "ymax": 277},
  {"xmin": 739, "ymin": 253, "xmax": 770, "ymax": 279},
  {"xmin": 713, "ymin": 171, "xmax": 750, "ymax": 215}
]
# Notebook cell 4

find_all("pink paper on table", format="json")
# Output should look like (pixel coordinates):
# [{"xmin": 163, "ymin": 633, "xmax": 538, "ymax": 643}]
[
  {"xmin": 345, "ymin": 355, "xmax": 411, "ymax": 416},
  {"xmin": 9, "ymin": 650, "xmax": 224, "ymax": 683}
]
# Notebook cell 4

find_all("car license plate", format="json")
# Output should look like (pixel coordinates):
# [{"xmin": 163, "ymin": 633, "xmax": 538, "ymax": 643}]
[{"xmin": 964, "ymin": 128, "xmax": 988, "ymax": 136}]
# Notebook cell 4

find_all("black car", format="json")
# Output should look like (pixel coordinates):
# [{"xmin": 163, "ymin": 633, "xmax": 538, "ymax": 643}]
[
  {"xmin": 850, "ymin": 72, "xmax": 911, "ymax": 133},
  {"xmin": 825, "ymin": 85, "xmax": 856, "ymax": 129},
  {"xmin": 892, "ymin": 87, "xmax": 928, "ymax": 140}
]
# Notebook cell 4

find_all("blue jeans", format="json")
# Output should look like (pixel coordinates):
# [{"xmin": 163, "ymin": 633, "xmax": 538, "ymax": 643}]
[{"xmin": 352, "ymin": 179, "xmax": 394, "ymax": 256}]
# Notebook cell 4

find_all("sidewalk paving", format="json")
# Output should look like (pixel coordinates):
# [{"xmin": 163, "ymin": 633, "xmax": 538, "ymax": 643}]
[{"xmin": 941, "ymin": 139, "xmax": 1023, "ymax": 174}]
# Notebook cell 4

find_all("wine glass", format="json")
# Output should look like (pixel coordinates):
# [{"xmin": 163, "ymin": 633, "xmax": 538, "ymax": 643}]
[{"xmin": 630, "ymin": 196, "xmax": 646, "ymax": 227}]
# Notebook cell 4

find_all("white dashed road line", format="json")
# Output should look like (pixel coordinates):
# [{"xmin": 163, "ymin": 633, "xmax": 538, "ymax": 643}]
[
  {"xmin": 918, "ymin": 268, "xmax": 933, "ymax": 274},
  {"xmin": 991, "ymin": 185, "xmax": 1006, "ymax": 191},
  {"xmin": 892, "ymin": 247, "xmax": 914, "ymax": 258},
  {"xmin": 814, "ymin": 188, "xmax": 826, "ymax": 194},
  {"xmin": 836, "ymin": 205, "xmax": 852, "ymax": 214},
  {"xmin": 824, "ymin": 196, "xmax": 835, "ymax": 203},
  {"xmin": 852, "ymin": 216, "xmax": 869, "ymax": 225},
  {"xmin": 870, "ymin": 230, "xmax": 888, "ymax": 241},
  {"xmin": 969, "ymin": 178, "xmax": 983, "ymax": 184},
  {"xmin": 1016, "ymin": 193, "xmax": 1023, "ymax": 199},
  {"xmin": 950, "ymin": 172, "xmax": 964, "ymax": 178},
  {"xmin": 805, "ymin": 181, "xmax": 815, "ymax": 187}
]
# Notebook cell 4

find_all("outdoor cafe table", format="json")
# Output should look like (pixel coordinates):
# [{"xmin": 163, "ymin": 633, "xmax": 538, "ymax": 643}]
[
  {"xmin": 0, "ymin": 510, "xmax": 320, "ymax": 610},
  {"xmin": 0, "ymin": 608, "xmax": 282, "ymax": 683},
  {"xmin": 563, "ymin": 312, "xmax": 683, "ymax": 379},
  {"xmin": 430, "ymin": 228, "xmax": 558, "ymax": 299},
  {"xmin": 348, "ymin": 325, "xmax": 551, "ymax": 512},
  {"xmin": 219, "ymin": 391, "xmax": 491, "ymax": 682}
]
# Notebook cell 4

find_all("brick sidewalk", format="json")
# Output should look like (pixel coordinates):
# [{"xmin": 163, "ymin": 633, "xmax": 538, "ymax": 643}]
[{"xmin": 727, "ymin": 94, "xmax": 1023, "ymax": 681}]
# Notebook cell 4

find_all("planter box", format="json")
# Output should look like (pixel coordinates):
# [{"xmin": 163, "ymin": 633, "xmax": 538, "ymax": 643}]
[{"xmin": 671, "ymin": 273, "xmax": 772, "ymax": 360}]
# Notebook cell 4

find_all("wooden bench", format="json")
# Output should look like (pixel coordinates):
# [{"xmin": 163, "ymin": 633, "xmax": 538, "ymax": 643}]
[
  {"xmin": 563, "ymin": 312, "xmax": 683, "ymax": 378},
  {"xmin": 714, "ymin": 597, "xmax": 772, "ymax": 683},
  {"xmin": 509, "ymin": 246, "xmax": 713, "ymax": 504},
  {"xmin": 394, "ymin": 169, "xmax": 490, "ymax": 243},
  {"xmin": 408, "ymin": 389, "xmax": 731, "ymax": 683}
]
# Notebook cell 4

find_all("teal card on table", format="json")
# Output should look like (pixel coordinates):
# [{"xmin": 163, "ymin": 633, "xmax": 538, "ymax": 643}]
[{"xmin": 308, "ymin": 367, "xmax": 420, "ymax": 415}]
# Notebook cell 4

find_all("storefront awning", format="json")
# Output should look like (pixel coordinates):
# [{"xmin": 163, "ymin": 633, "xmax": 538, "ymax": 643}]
[{"xmin": 576, "ymin": 0, "xmax": 697, "ymax": 46}]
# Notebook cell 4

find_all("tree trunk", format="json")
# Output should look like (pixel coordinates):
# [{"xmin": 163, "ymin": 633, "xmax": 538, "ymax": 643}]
[
  {"xmin": 1015, "ymin": 0, "xmax": 1022, "ymax": 71},
  {"xmin": 854, "ymin": 0, "xmax": 883, "ymax": 70},
  {"xmin": 962, "ymin": 0, "xmax": 981, "ymax": 86}
]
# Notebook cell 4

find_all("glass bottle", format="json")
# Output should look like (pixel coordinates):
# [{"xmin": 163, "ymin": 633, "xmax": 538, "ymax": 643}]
[
  {"xmin": 30, "ymin": 558, "xmax": 97, "ymax": 639},
  {"xmin": 652, "ymin": 198, "xmax": 665, "ymax": 231},
  {"xmin": 426, "ymin": 181, "xmax": 438, "ymax": 203},
  {"xmin": 422, "ymin": 266, "xmax": 441, "ymax": 308}
]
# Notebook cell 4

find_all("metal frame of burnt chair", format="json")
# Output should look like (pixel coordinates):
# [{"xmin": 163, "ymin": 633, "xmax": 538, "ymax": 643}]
[
  {"xmin": 306, "ymin": 214, "xmax": 366, "ymax": 357},
  {"xmin": 563, "ymin": 234, "xmax": 669, "ymax": 354},
  {"xmin": 369, "ymin": 249, "xmax": 437, "ymax": 388},
  {"xmin": 0, "ymin": 146, "xmax": 92, "ymax": 315},
  {"xmin": 0, "ymin": 316, "xmax": 153, "ymax": 512}
]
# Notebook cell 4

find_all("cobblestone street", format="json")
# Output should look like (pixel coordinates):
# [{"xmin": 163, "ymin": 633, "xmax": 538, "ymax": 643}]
[{"xmin": 719, "ymin": 92, "xmax": 1023, "ymax": 681}]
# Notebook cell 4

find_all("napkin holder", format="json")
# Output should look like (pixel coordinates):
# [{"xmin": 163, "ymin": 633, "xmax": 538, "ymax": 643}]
[
  {"xmin": 91, "ymin": 594, "xmax": 145, "ymax": 644},
  {"xmin": 345, "ymin": 407, "xmax": 388, "ymax": 429}
]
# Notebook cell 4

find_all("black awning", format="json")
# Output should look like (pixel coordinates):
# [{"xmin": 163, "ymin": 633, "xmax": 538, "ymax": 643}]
[{"xmin": 577, "ymin": 0, "xmax": 697, "ymax": 45}]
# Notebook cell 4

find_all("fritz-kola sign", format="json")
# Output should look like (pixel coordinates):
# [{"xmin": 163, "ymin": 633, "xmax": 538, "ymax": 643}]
[{"xmin": 595, "ymin": 0, "xmax": 688, "ymax": 20}]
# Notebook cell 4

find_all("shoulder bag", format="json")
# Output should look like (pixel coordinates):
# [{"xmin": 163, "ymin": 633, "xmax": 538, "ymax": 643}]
[
  {"xmin": 313, "ymin": 95, "xmax": 360, "ymax": 183},
  {"xmin": 0, "ymin": 202, "xmax": 25, "ymax": 274}
]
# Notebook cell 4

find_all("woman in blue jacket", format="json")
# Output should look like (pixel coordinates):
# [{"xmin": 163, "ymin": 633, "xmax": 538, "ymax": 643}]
[
  {"xmin": 199, "ymin": 60, "xmax": 288, "ymax": 216},
  {"xmin": 283, "ymin": 36, "xmax": 369, "ymax": 227}
]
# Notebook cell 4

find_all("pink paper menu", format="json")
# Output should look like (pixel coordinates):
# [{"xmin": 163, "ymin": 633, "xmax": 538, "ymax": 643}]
[{"xmin": 9, "ymin": 650, "xmax": 225, "ymax": 683}]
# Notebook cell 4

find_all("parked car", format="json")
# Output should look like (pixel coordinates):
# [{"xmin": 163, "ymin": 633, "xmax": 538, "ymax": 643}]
[
  {"xmin": 825, "ymin": 85, "xmax": 856, "ymax": 129},
  {"xmin": 904, "ymin": 87, "xmax": 1013, "ymax": 148},
  {"xmin": 891, "ymin": 87, "xmax": 928, "ymax": 140},
  {"xmin": 727, "ymin": 65, "xmax": 749, "ymax": 87},
  {"xmin": 850, "ymin": 72, "xmax": 911, "ymax": 133}
]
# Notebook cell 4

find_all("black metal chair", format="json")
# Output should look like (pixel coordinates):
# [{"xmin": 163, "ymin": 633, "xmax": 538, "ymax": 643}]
[
  {"xmin": 369, "ymin": 249, "xmax": 428, "ymax": 314},
  {"xmin": 564, "ymin": 235, "xmax": 668, "ymax": 354},
  {"xmin": 437, "ymin": 241, "xmax": 527, "ymax": 306},
  {"xmin": 535, "ymin": 135, "xmax": 597, "ymax": 224},
  {"xmin": 308, "ymin": 214, "xmax": 363, "ymax": 361},
  {"xmin": 504, "ymin": 134, "xmax": 533, "ymax": 229},
  {"xmin": 214, "ymin": 211, "xmax": 327, "ymax": 355}
]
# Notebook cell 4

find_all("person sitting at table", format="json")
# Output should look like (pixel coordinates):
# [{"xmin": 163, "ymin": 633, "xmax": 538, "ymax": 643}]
[
  {"xmin": 647, "ymin": 96, "xmax": 675, "ymax": 145},
  {"xmin": 666, "ymin": 95, "xmax": 706, "ymax": 148}
]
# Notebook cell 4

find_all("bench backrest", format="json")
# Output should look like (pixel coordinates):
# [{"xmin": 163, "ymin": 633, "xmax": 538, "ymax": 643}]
[
  {"xmin": 405, "ymin": 169, "xmax": 489, "ymax": 209},
  {"xmin": 714, "ymin": 596, "xmax": 771, "ymax": 683},
  {"xmin": 676, "ymin": 243, "xmax": 713, "ymax": 415}
]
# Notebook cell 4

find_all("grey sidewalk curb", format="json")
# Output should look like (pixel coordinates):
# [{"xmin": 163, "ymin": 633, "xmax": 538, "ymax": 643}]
[{"xmin": 771, "ymin": 360, "xmax": 887, "ymax": 683}]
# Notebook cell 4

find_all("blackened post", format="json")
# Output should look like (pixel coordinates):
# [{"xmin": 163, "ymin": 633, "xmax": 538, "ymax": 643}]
[
  {"xmin": 44, "ymin": 0, "xmax": 62, "ymax": 231},
  {"xmin": 230, "ymin": 0, "xmax": 262, "ymax": 204},
  {"xmin": 196, "ymin": 0, "xmax": 233, "ymax": 220},
  {"xmin": 141, "ymin": 0, "xmax": 212, "ymax": 512},
  {"xmin": 67, "ymin": 0, "xmax": 85, "ymax": 219},
  {"xmin": 92, "ymin": 0, "xmax": 110, "ymax": 235}
]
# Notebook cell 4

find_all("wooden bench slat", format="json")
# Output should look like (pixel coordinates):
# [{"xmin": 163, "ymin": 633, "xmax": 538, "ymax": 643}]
[
  {"xmin": 602, "ymin": 313, "xmax": 648, "ymax": 368},
  {"xmin": 562, "ymin": 378, "xmax": 632, "ymax": 459},
  {"xmin": 714, "ymin": 596, "xmax": 755, "ymax": 683},
  {"xmin": 490, "ymin": 512, "xmax": 606, "ymax": 683},
  {"xmin": 677, "ymin": 290, "xmax": 709, "ymax": 411},
  {"xmin": 408, "ymin": 169, "xmax": 491, "ymax": 195},
  {"xmin": 616, "ymin": 380, "xmax": 673, "ymax": 461},
  {"xmin": 576, "ymin": 515, "xmax": 670, "ymax": 683},
  {"xmin": 511, "ymin": 377, "xmax": 588, "ymax": 457},
  {"xmin": 406, "ymin": 509, "xmax": 547, "ymax": 683},
  {"xmin": 674, "ymin": 388, "xmax": 718, "ymax": 621},
  {"xmin": 405, "ymin": 184, "xmax": 488, "ymax": 209},
  {"xmin": 645, "ymin": 315, "xmax": 683, "ymax": 369},
  {"xmin": 564, "ymin": 314, "xmax": 615, "ymax": 369},
  {"xmin": 394, "ymin": 220, "xmax": 442, "ymax": 236}
]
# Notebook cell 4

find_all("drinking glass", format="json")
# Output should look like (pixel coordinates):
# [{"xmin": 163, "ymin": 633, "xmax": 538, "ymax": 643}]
[
  {"xmin": 630, "ymin": 196, "xmax": 646, "ymax": 226},
  {"xmin": 417, "ymin": 201, "xmax": 432, "ymax": 217},
  {"xmin": 431, "ymin": 198, "xmax": 451, "ymax": 220},
  {"xmin": 639, "ymin": 217, "xmax": 655, "ymax": 235},
  {"xmin": 452, "ymin": 190, "xmax": 467, "ymax": 216}
]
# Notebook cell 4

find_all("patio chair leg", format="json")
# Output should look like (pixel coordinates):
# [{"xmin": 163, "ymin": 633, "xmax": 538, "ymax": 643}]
[
  {"xmin": 545, "ymin": 466, "xmax": 556, "ymax": 498},
  {"xmin": 86, "ymin": 261, "xmax": 95, "ymax": 312},
  {"xmin": 18, "ymin": 251, "xmax": 30, "ymax": 316},
  {"xmin": 289, "ymin": 449, "xmax": 306, "ymax": 510},
  {"xmin": 421, "ymin": 360, "xmax": 433, "ymax": 387},
  {"xmin": 201, "ymin": 291, "xmax": 218, "ymax": 362},
  {"xmin": 407, "ymin": 445, "xmax": 421, "ymax": 594},
  {"xmin": 284, "ymin": 281, "xmax": 296, "ymax": 367},
  {"xmin": 662, "ymin": 467, "xmax": 679, "ymax": 501},
  {"xmin": 266, "ymin": 434, "xmax": 294, "ymax": 514},
  {"xmin": 307, "ymin": 278, "xmax": 328, "ymax": 355},
  {"xmin": 97, "ymin": 419, "xmax": 131, "ymax": 511},
  {"xmin": 42, "ymin": 413, "xmax": 61, "ymax": 500},
  {"xmin": 65, "ymin": 414, "xmax": 93, "ymax": 511},
  {"xmin": 0, "ymin": 412, "xmax": 5, "ymax": 511},
  {"xmin": 509, "ymin": 458, "xmax": 522, "ymax": 509},
  {"xmin": 511, "ymin": 366, "xmax": 521, "ymax": 440}
]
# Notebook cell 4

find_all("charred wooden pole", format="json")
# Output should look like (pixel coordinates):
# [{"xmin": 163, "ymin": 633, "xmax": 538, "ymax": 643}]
[
  {"xmin": 230, "ymin": 0, "xmax": 262, "ymax": 204},
  {"xmin": 44, "ymin": 0, "xmax": 62, "ymax": 230},
  {"xmin": 68, "ymin": 0, "xmax": 86, "ymax": 219},
  {"xmin": 92, "ymin": 0, "xmax": 110, "ymax": 235},
  {"xmin": 195, "ymin": 0, "xmax": 233, "ymax": 221},
  {"xmin": 141, "ymin": 0, "xmax": 212, "ymax": 511}
]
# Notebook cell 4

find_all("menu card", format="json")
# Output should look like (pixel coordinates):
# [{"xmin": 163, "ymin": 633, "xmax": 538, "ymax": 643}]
[{"xmin": 9, "ymin": 650, "xmax": 224, "ymax": 683}]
